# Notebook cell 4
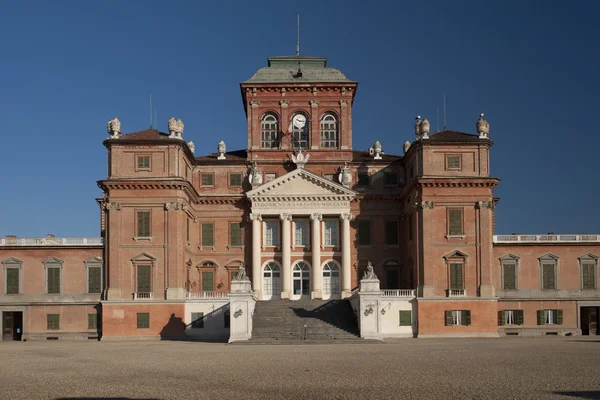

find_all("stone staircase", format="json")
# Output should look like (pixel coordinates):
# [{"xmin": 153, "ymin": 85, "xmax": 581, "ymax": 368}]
[{"xmin": 246, "ymin": 299, "xmax": 362, "ymax": 343}]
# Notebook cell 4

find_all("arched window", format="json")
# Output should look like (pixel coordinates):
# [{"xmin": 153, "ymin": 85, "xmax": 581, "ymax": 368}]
[
  {"xmin": 263, "ymin": 261, "xmax": 281, "ymax": 298},
  {"xmin": 290, "ymin": 112, "xmax": 310, "ymax": 150},
  {"xmin": 261, "ymin": 113, "xmax": 279, "ymax": 148},
  {"xmin": 322, "ymin": 261, "xmax": 340, "ymax": 295},
  {"xmin": 320, "ymin": 113, "xmax": 338, "ymax": 148}
]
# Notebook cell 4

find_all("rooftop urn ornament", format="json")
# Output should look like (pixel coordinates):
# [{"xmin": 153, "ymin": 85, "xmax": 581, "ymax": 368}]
[
  {"xmin": 421, "ymin": 118, "xmax": 430, "ymax": 139},
  {"xmin": 363, "ymin": 261, "xmax": 378, "ymax": 280},
  {"xmin": 291, "ymin": 150, "xmax": 310, "ymax": 169},
  {"xmin": 168, "ymin": 117, "xmax": 184, "ymax": 139},
  {"xmin": 476, "ymin": 113, "xmax": 490, "ymax": 139},
  {"xmin": 217, "ymin": 140, "xmax": 226, "ymax": 160},
  {"xmin": 249, "ymin": 162, "xmax": 263, "ymax": 188},
  {"xmin": 107, "ymin": 117, "xmax": 121, "ymax": 138},
  {"xmin": 187, "ymin": 141, "xmax": 195, "ymax": 154},
  {"xmin": 403, "ymin": 140, "xmax": 411, "ymax": 154},
  {"xmin": 338, "ymin": 162, "xmax": 352, "ymax": 188},
  {"xmin": 372, "ymin": 141, "xmax": 382, "ymax": 159}
]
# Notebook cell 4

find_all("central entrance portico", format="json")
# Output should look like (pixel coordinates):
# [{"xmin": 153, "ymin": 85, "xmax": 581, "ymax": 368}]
[{"xmin": 247, "ymin": 168, "xmax": 356, "ymax": 301}]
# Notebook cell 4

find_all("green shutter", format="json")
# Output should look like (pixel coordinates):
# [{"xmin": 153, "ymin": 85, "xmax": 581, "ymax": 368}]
[
  {"xmin": 230, "ymin": 222, "xmax": 242, "ymax": 246},
  {"xmin": 202, "ymin": 173, "xmax": 214, "ymax": 186},
  {"xmin": 229, "ymin": 173, "xmax": 242, "ymax": 187},
  {"xmin": 192, "ymin": 312, "xmax": 204, "ymax": 328},
  {"xmin": 399, "ymin": 310, "xmax": 412, "ymax": 326},
  {"xmin": 450, "ymin": 263, "xmax": 463, "ymax": 290},
  {"xmin": 202, "ymin": 271, "xmax": 214, "ymax": 292},
  {"xmin": 448, "ymin": 209, "xmax": 463, "ymax": 235},
  {"xmin": 202, "ymin": 223, "xmax": 214, "ymax": 247},
  {"xmin": 6, "ymin": 267, "xmax": 19, "ymax": 294},
  {"xmin": 358, "ymin": 221, "xmax": 370, "ymax": 245},
  {"xmin": 88, "ymin": 266, "xmax": 101, "ymax": 294},
  {"xmin": 137, "ymin": 313, "xmax": 149, "ymax": 329},
  {"xmin": 556, "ymin": 309, "xmax": 563, "ymax": 325},
  {"xmin": 137, "ymin": 211, "xmax": 151, "ymax": 237},
  {"xmin": 88, "ymin": 314, "xmax": 97, "ymax": 330},
  {"xmin": 516, "ymin": 310, "xmax": 524, "ymax": 325},
  {"xmin": 47, "ymin": 314, "xmax": 59, "ymax": 330},
  {"xmin": 537, "ymin": 310, "xmax": 544, "ymax": 325},
  {"xmin": 137, "ymin": 265, "xmax": 151, "ymax": 292},
  {"xmin": 47, "ymin": 267, "xmax": 61, "ymax": 294},
  {"xmin": 583, "ymin": 263, "xmax": 595, "ymax": 289},
  {"xmin": 445, "ymin": 310, "xmax": 452, "ymax": 326},
  {"xmin": 542, "ymin": 264, "xmax": 555, "ymax": 289},
  {"xmin": 503, "ymin": 264, "xmax": 516, "ymax": 290},
  {"xmin": 463, "ymin": 310, "xmax": 471, "ymax": 326},
  {"xmin": 224, "ymin": 310, "xmax": 230, "ymax": 328},
  {"xmin": 385, "ymin": 221, "xmax": 398, "ymax": 245},
  {"xmin": 498, "ymin": 311, "xmax": 505, "ymax": 326}
]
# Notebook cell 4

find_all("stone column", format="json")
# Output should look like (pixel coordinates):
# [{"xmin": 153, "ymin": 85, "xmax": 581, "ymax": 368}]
[
  {"xmin": 280, "ymin": 214, "xmax": 292, "ymax": 299},
  {"xmin": 340, "ymin": 213, "xmax": 353, "ymax": 298},
  {"xmin": 310, "ymin": 213, "xmax": 323, "ymax": 299},
  {"xmin": 250, "ymin": 213, "xmax": 262, "ymax": 297}
]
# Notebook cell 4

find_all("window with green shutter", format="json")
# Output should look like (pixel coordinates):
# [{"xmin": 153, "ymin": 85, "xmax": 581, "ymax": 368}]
[
  {"xmin": 463, "ymin": 310, "xmax": 471, "ymax": 326},
  {"xmin": 230, "ymin": 222, "xmax": 242, "ymax": 247},
  {"xmin": 358, "ymin": 221, "xmax": 371, "ymax": 246},
  {"xmin": 191, "ymin": 312, "xmax": 204, "ymax": 328},
  {"xmin": 137, "ymin": 313, "xmax": 150, "ymax": 329},
  {"xmin": 542, "ymin": 263, "xmax": 556, "ymax": 289},
  {"xmin": 47, "ymin": 314, "xmax": 59, "ymax": 330},
  {"xmin": 450, "ymin": 263, "xmax": 463, "ymax": 290},
  {"xmin": 6, "ymin": 267, "xmax": 19, "ymax": 294},
  {"xmin": 202, "ymin": 223, "xmax": 214, "ymax": 247},
  {"xmin": 202, "ymin": 271, "xmax": 214, "ymax": 292},
  {"xmin": 87, "ymin": 266, "xmax": 102, "ymax": 294},
  {"xmin": 137, "ymin": 211, "xmax": 151, "ymax": 237},
  {"xmin": 582, "ymin": 262, "xmax": 596, "ymax": 289},
  {"xmin": 399, "ymin": 310, "xmax": 412, "ymax": 326},
  {"xmin": 502, "ymin": 263, "xmax": 517, "ymax": 290},
  {"xmin": 137, "ymin": 265, "xmax": 151, "ymax": 293},
  {"xmin": 201, "ymin": 173, "xmax": 214, "ymax": 186},
  {"xmin": 47, "ymin": 266, "xmax": 61, "ymax": 294},
  {"xmin": 445, "ymin": 310, "xmax": 453, "ymax": 326},
  {"xmin": 88, "ymin": 314, "xmax": 97, "ymax": 330},
  {"xmin": 448, "ymin": 209, "xmax": 463, "ymax": 236},
  {"xmin": 385, "ymin": 221, "xmax": 399, "ymax": 245},
  {"xmin": 229, "ymin": 173, "xmax": 242, "ymax": 187}
]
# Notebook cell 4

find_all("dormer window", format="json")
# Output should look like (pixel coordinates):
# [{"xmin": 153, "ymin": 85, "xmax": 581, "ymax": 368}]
[
  {"xmin": 320, "ymin": 113, "xmax": 338, "ymax": 148},
  {"xmin": 261, "ymin": 113, "xmax": 279, "ymax": 148}
]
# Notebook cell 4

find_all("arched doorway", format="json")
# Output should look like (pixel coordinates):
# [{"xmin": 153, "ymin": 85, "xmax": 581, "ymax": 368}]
[
  {"xmin": 292, "ymin": 261, "xmax": 310, "ymax": 300},
  {"xmin": 322, "ymin": 261, "xmax": 340, "ymax": 299},
  {"xmin": 262, "ymin": 261, "xmax": 281, "ymax": 300}
]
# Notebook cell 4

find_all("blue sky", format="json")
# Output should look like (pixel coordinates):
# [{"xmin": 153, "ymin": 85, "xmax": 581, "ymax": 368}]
[{"xmin": 1, "ymin": 0, "xmax": 599, "ymax": 237}]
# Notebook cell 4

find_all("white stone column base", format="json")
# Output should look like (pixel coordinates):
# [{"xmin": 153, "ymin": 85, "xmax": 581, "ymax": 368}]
[
  {"xmin": 280, "ymin": 291, "xmax": 291, "ymax": 300},
  {"xmin": 311, "ymin": 290, "xmax": 323, "ymax": 300}
]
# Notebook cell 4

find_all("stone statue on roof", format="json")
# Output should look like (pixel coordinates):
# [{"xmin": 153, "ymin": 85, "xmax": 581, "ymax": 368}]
[
  {"xmin": 476, "ymin": 113, "xmax": 490, "ymax": 139},
  {"xmin": 168, "ymin": 117, "xmax": 184, "ymax": 139},
  {"xmin": 249, "ymin": 162, "xmax": 262, "ymax": 188},
  {"xmin": 363, "ymin": 261, "xmax": 378, "ymax": 280},
  {"xmin": 107, "ymin": 117, "xmax": 121, "ymax": 138},
  {"xmin": 234, "ymin": 262, "xmax": 248, "ymax": 281}
]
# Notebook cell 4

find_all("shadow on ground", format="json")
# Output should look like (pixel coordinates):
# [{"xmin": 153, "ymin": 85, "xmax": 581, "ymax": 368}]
[
  {"xmin": 56, "ymin": 398, "xmax": 160, "ymax": 400},
  {"xmin": 553, "ymin": 392, "xmax": 600, "ymax": 399}
]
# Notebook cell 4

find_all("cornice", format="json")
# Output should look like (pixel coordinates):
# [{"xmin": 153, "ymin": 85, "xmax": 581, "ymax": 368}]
[{"xmin": 417, "ymin": 178, "xmax": 500, "ymax": 189}]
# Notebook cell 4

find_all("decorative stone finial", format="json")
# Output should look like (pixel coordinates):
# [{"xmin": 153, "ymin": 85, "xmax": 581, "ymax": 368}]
[
  {"xmin": 421, "ymin": 118, "xmax": 430, "ymax": 139},
  {"xmin": 403, "ymin": 140, "xmax": 411, "ymax": 154},
  {"xmin": 217, "ymin": 140, "xmax": 226, "ymax": 160},
  {"xmin": 291, "ymin": 150, "xmax": 310, "ymax": 169},
  {"xmin": 168, "ymin": 117, "xmax": 184, "ymax": 139},
  {"xmin": 476, "ymin": 113, "xmax": 490, "ymax": 139},
  {"xmin": 249, "ymin": 162, "xmax": 262, "ymax": 188},
  {"xmin": 187, "ymin": 141, "xmax": 195, "ymax": 154},
  {"xmin": 107, "ymin": 117, "xmax": 121, "ymax": 138},
  {"xmin": 372, "ymin": 141, "xmax": 382, "ymax": 159},
  {"xmin": 338, "ymin": 162, "xmax": 352, "ymax": 188}
]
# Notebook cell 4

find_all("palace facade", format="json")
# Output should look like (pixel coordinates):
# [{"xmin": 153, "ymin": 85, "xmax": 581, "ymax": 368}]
[{"xmin": 1, "ymin": 55, "xmax": 599, "ymax": 341}]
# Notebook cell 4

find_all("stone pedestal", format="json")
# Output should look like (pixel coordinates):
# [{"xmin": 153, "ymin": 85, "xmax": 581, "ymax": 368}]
[
  {"xmin": 166, "ymin": 287, "xmax": 186, "ymax": 300},
  {"xmin": 358, "ymin": 278, "xmax": 383, "ymax": 340},
  {"xmin": 228, "ymin": 280, "xmax": 256, "ymax": 343}
]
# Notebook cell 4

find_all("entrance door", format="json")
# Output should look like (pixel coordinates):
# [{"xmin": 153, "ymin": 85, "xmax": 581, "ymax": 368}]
[
  {"xmin": 581, "ymin": 307, "xmax": 599, "ymax": 335},
  {"xmin": 322, "ymin": 261, "xmax": 340, "ymax": 299},
  {"xmin": 2, "ymin": 312, "xmax": 23, "ymax": 341},
  {"xmin": 292, "ymin": 261, "xmax": 310, "ymax": 300},
  {"xmin": 263, "ymin": 262, "xmax": 281, "ymax": 300}
]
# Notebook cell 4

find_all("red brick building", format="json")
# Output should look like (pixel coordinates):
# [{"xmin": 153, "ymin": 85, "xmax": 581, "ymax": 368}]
[{"xmin": 1, "ymin": 55, "xmax": 598, "ymax": 340}]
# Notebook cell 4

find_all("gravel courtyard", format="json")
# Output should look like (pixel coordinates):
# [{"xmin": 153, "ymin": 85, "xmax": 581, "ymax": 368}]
[{"xmin": 1, "ymin": 337, "xmax": 600, "ymax": 400}]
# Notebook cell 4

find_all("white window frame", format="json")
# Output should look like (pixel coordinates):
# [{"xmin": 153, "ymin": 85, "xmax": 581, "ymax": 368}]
[
  {"xmin": 451, "ymin": 310, "xmax": 462, "ymax": 326},
  {"xmin": 84, "ymin": 257, "xmax": 103, "ymax": 295},
  {"xmin": 263, "ymin": 219, "xmax": 280, "ymax": 248},
  {"xmin": 322, "ymin": 219, "xmax": 339, "ymax": 247},
  {"xmin": 544, "ymin": 309, "xmax": 556, "ymax": 325},
  {"xmin": 293, "ymin": 219, "xmax": 309, "ymax": 247},
  {"xmin": 504, "ymin": 310, "xmax": 515, "ymax": 325},
  {"xmin": 539, "ymin": 253, "xmax": 559, "ymax": 290},
  {"xmin": 320, "ymin": 113, "xmax": 338, "ymax": 148},
  {"xmin": 261, "ymin": 113, "xmax": 279, "ymax": 148},
  {"xmin": 44, "ymin": 257, "xmax": 64, "ymax": 295},
  {"xmin": 322, "ymin": 260, "xmax": 340, "ymax": 295},
  {"xmin": 2, "ymin": 257, "xmax": 23, "ymax": 295},
  {"xmin": 579, "ymin": 253, "xmax": 598, "ymax": 290}
]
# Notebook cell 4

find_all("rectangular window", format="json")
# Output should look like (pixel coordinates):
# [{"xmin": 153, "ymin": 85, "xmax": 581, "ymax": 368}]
[
  {"xmin": 6, "ymin": 267, "xmax": 19, "ymax": 294},
  {"xmin": 230, "ymin": 222, "xmax": 243, "ymax": 247},
  {"xmin": 446, "ymin": 154, "xmax": 461, "ymax": 170},
  {"xmin": 137, "ymin": 155, "xmax": 151, "ymax": 170},
  {"xmin": 87, "ymin": 266, "xmax": 102, "ymax": 294},
  {"xmin": 191, "ymin": 312, "xmax": 204, "ymax": 329},
  {"xmin": 582, "ymin": 262, "xmax": 596, "ymax": 289},
  {"xmin": 224, "ymin": 309, "xmax": 230, "ymax": 328},
  {"xmin": 358, "ymin": 221, "xmax": 371, "ymax": 246},
  {"xmin": 137, "ymin": 265, "xmax": 151, "ymax": 293},
  {"xmin": 498, "ymin": 310, "xmax": 524, "ymax": 326},
  {"xmin": 88, "ymin": 314, "xmax": 97, "ymax": 330},
  {"xmin": 201, "ymin": 223, "xmax": 214, "ymax": 247},
  {"xmin": 538, "ymin": 309, "xmax": 563, "ymax": 325},
  {"xmin": 47, "ymin": 314, "xmax": 60, "ymax": 330},
  {"xmin": 399, "ymin": 310, "xmax": 412, "ymax": 326},
  {"xmin": 445, "ymin": 310, "xmax": 471, "ymax": 326},
  {"xmin": 137, "ymin": 313, "xmax": 150, "ymax": 329},
  {"xmin": 542, "ymin": 263, "xmax": 556, "ymax": 290},
  {"xmin": 201, "ymin": 272, "xmax": 214, "ymax": 292},
  {"xmin": 47, "ymin": 267, "xmax": 61, "ymax": 294},
  {"xmin": 201, "ymin": 173, "xmax": 214, "ymax": 187},
  {"xmin": 502, "ymin": 263, "xmax": 517, "ymax": 290},
  {"xmin": 450, "ymin": 263, "xmax": 463, "ymax": 290},
  {"xmin": 264, "ymin": 220, "xmax": 280, "ymax": 247},
  {"xmin": 324, "ymin": 220, "xmax": 338, "ymax": 247},
  {"xmin": 137, "ymin": 211, "xmax": 151, "ymax": 237},
  {"xmin": 294, "ymin": 220, "xmax": 309, "ymax": 246},
  {"xmin": 229, "ymin": 173, "xmax": 242, "ymax": 187},
  {"xmin": 448, "ymin": 208, "xmax": 463, "ymax": 236},
  {"xmin": 358, "ymin": 173, "xmax": 370, "ymax": 186},
  {"xmin": 265, "ymin": 173, "xmax": 277, "ymax": 183},
  {"xmin": 384, "ymin": 173, "xmax": 398, "ymax": 186},
  {"xmin": 385, "ymin": 221, "xmax": 399, "ymax": 245}
]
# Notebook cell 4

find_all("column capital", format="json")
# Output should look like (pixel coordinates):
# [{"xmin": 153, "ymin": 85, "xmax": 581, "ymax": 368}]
[
  {"xmin": 340, "ymin": 213, "xmax": 354, "ymax": 221},
  {"xmin": 249, "ymin": 213, "xmax": 262, "ymax": 222},
  {"xmin": 476, "ymin": 200, "xmax": 494, "ymax": 210},
  {"xmin": 279, "ymin": 213, "xmax": 292, "ymax": 222},
  {"xmin": 414, "ymin": 200, "xmax": 435, "ymax": 210},
  {"xmin": 104, "ymin": 202, "xmax": 121, "ymax": 212},
  {"xmin": 279, "ymin": 99, "xmax": 289, "ymax": 107},
  {"xmin": 250, "ymin": 100, "xmax": 260, "ymax": 108},
  {"xmin": 309, "ymin": 100, "xmax": 320, "ymax": 107},
  {"xmin": 164, "ymin": 201, "xmax": 187, "ymax": 211},
  {"xmin": 310, "ymin": 213, "xmax": 323, "ymax": 221}
]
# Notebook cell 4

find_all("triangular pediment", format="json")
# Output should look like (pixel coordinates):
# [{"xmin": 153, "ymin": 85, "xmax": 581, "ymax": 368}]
[{"xmin": 247, "ymin": 168, "xmax": 356, "ymax": 199}]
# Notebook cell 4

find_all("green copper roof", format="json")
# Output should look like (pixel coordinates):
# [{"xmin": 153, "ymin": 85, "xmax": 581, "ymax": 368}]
[{"xmin": 244, "ymin": 56, "xmax": 354, "ymax": 84}]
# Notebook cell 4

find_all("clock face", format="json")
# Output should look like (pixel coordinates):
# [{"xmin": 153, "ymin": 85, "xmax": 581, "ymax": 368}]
[{"xmin": 292, "ymin": 114, "xmax": 307, "ymax": 129}]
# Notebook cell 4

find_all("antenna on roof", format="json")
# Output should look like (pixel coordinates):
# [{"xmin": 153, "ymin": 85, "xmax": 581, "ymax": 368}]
[
  {"xmin": 296, "ymin": 14, "xmax": 300, "ymax": 56},
  {"xmin": 443, "ymin": 93, "xmax": 447, "ymax": 130},
  {"xmin": 436, "ymin": 108, "xmax": 440, "ymax": 132},
  {"xmin": 154, "ymin": 107, "xmax": 157, "ymax": 131},
  {"xmin": 149, "ymin": 90, "xmax": 153, "ymax": 129}
]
